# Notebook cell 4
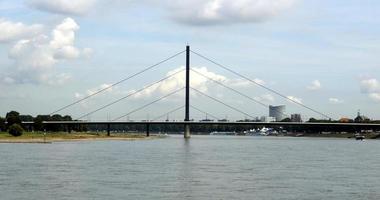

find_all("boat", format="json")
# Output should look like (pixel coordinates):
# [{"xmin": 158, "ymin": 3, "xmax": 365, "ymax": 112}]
[
  {"xmin": 355, "ymin": 133, "xmax": 365, "ymax": 141},
  {"xmin": 157, "ymin": 132, "xmax": 168, "ymax": 136},
  {"xmin": 244, "ymin": 127, "xmax": 278, "ymax": 136}
]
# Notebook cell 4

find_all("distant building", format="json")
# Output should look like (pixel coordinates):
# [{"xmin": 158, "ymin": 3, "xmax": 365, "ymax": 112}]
[
  {"xmin": 200, "ymin": 119, "xmax": 214, "ymax": 122},
  {"xmin": 269, "ymin": 105, "xmax": 286, "ymax": 122},
  {"xmin": 237, "ymin": 119, "xmax": 256, "ymax": 122},
  {"xmin": 260, "ymin": 116, "xmax": 276, "ymax": 122},
  {"xmin": 290, "ymin": 114, "xmax": 302, "ymax": 122},
  {"xmin": 339, "ymin": 117, "xmax": 352, "ymax": 123},
  {"xmin": 354, "ymin": 110, "xmax": 369, "ymax": 123}
]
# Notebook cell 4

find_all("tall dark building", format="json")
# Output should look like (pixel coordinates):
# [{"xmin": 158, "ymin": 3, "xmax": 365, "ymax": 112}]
[
  {"xmin": 269, "ymin": 105, "xmax": 286, "ymax": 122},
  {"xmin": 291, "ymin": 114, "xmax": 302, "ymax": 122}
]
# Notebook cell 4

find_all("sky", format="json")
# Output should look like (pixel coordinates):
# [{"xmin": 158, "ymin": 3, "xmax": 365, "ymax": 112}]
[{"xmin": 0, "ymin": 0, "xmax": 380, "ymax": 121}]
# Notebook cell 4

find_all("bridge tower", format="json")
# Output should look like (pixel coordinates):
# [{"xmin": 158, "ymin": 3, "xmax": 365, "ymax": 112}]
[{"xmin": 184, "ymin": 45, "xmax": 191, "ymax": 138}]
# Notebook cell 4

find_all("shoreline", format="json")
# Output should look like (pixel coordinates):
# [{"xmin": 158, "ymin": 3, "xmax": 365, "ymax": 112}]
[
  {"xmin": 0, "ymin": 137, "xmax": 162, "ymax": 143},
  {"xmin": 0, "ymin": 132, "xmax": 379, "ymax": 143},
  {"xmin": 0, "ymin": 132, "xmax": 164, "ymax": 143}
]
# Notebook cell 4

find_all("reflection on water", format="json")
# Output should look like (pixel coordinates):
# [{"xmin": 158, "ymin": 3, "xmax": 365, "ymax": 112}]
[{"xmin": 0, "ymin": 135, "xmax": 380, "ymax": 200}]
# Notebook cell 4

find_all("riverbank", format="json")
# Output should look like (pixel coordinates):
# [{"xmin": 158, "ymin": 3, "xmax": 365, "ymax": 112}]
[
  {"xmin": 191, "ymin": 131, "xmax": 380, "ymax": 139},
  {"xmin": 287, "ymin": 132, "xmax": 380, "ymax": 139},
  {"xmin": 0, "ymin": 132, "xmax": 162, "ymax": 143},
  {"xmin": 1, "ymin": 131, "xmax": 379, "ymax": 143}
]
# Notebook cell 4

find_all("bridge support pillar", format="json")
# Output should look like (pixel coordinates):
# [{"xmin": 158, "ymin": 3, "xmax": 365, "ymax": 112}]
[
  {"xmin": 146, "ymin": 124, "xmax": 150, "ymax": 137},
  {"xmin": 107, "ymin": 124, "xmax": 110, "ymax": 136},
  {"xmin": 67, "ymin": 125, "xmax": 72, "ymax": 133},
  {"xmin": 184, "ymin": 124, "xmax": 190, "ymax": 139}
]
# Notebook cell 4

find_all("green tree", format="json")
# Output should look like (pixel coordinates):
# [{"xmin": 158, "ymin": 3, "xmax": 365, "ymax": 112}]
[
  {"xmin": 0, "ymin": 117, "xmax": 5, "ymax": 132},
  {"xmin": 51, "ymin": 114, "xmax": 63, "ymax": 121},
  {"xmin": 33, "ymin": 115, "xmax": 51, "ymax": 131},
  {"xmin": 308, "ymin": 118, "xmax": 317, "ymax": 122},
  {"xmin": 8, "ymin": 123, "xmax": 24, "ymax": 137},
  {"xmin": 19, "ymin": 115, "xmax": 34, "ymax": 122},
  {"xmin": 63, "ymin": 115, "xmax": 72, "ymax": 121},
  {"xmin": 6, "ymin": 111, "xmax": 21, "ymax": 127},
  {"xmin": 281, "ymin": 118, "xmax": 291, "ymax": 122}
]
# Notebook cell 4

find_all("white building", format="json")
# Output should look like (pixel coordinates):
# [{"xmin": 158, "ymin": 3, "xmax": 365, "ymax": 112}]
[{"xmin": 260, "ymin": 116, "xmax": 276, "ymax": 122}]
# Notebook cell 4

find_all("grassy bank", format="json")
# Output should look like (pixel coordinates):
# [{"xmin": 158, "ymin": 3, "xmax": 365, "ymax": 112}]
[{"xmin": 0, "ymin": 131, "xmax": 156, "ymax": 143}]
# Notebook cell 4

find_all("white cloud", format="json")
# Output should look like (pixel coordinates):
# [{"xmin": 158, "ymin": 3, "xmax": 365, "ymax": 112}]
[
  {"xmin": 88, "ymin": 83, "xmax": 113, "ymax": 95},
  {"xmin": 2, "ymin": 18, "xmax": 91, "ymax": 85},
  {"xmin": 359, "ymin": 78, "xmax": 380, "ymax": 103},
  {"xmin": 253, "ymin": 78, "xmax": 266, "ymax": 85},
  {"xmin": 132, "ymin": 66, "xmax": 226, "ymax": 98},
  {"xmin": 46, "ymin": 73, "xmax": 72, "ymax": 86},
  {"xmin": 360, "ymin": 78, "xmax": 379, "ymax": 93},
  {"xmin": 254, "ymin": 94, "xmax": 275, "ymax": 103},
  {"xmin": 27, "ymin": 0, "xmax": 296, "ymax": 25},
  {"xmin": 75, "ymin": 83, "xmax": 115, "ymax": 99},
  {"xmin": 328, "ymin": 98, "xmax": 343, "ymax": 104},
  {"xmin": 0, "ymin": 18, "xmax": 43, "ymax": 43},
  {"xmin": 166, "ymin": 0, "xmax": 296, "ymax": 25},
  {"xmin": 123, "ymin": 66, "xmax": 253, "ymax": 99},
  {"xmin": 307, "ymin": 80, "xmax": 321, "ymax": 91},
  {"xmin": 8, "ymin": 37, "xmax": 55, "ymax": 68},
  {"xmin": 369, "ymin": 93, "xmax": 380, "ymax": 102},
  {"xmin": 50, "ymin": 18, "xmax": 79, "ymax": 48},
  {"xmin": 54, "ymin": 45, "xmax": 81, "ymax": 59},
  {"xmin": 228, "ymin": 79, "xmax": 251, "ymax": 87},
  {"xmin": 29, "ymin": 0, "xmax": 96, "ymax": 15},
  {"xmin": 287, "ymin": 95, "xmax": 302, "ymax": 104}
]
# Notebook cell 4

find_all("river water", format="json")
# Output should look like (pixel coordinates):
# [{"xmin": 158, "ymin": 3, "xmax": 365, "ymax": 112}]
[{"xmin": 0, "ymin": 135, "xmax": 379, "ymax": 200}]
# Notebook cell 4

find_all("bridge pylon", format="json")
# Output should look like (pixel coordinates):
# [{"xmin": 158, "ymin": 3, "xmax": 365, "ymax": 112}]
[{"xmin": 184, "ymin": 45, "xmax": 191, "ymax": 138}]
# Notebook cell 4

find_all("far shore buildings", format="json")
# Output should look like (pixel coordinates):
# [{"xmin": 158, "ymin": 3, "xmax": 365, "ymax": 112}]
[
  {"xmin": 339, "ymin": 111, "xmax": 370, "ymax": 123},
  {"xmin": 354, "ymin": 111, "xmax": 370, "ymax": 123},
  {"xmin": 291, "ymin": 114, "xmax": 302, "ymax": 122},
  {"xmin": 269, "ymin": 105, "xmax": 286, "ymax": 122},
  {"xmin": 260, "ymin": 116, "xmax": 276, "ymax": 122}
]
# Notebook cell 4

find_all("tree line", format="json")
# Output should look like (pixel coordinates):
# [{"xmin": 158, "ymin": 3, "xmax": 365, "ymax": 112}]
[{"xmin": 0, "ymin": 111, "xmax": 78, "ymax": 133}]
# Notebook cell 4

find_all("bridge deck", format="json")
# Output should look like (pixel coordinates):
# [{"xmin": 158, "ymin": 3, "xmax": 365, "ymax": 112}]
[{"xmin": 20, "ymin": 121, "xmax": 380, "ymax": 127}]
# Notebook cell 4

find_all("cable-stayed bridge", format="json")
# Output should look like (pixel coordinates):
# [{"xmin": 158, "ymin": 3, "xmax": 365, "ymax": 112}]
[{"xmin": 24, "ymin": 46, "xmax": 380, "ymax": 138}]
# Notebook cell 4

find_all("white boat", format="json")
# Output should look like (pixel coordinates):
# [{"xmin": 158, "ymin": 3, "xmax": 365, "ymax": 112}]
[
  {"xmin": 245, "ymin": 127, "xmax": 278, "ymax": 136},
  {"xmin": 245, "ymin": 128, "xmax": 267, "ymax": 136},
  {"xmin": 157, "ymin": 132, "xmax": 168, "ymax": 136},
  {"xmin": 354, "ymin": 133, "xmax": 365, "ymax": 141}
]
